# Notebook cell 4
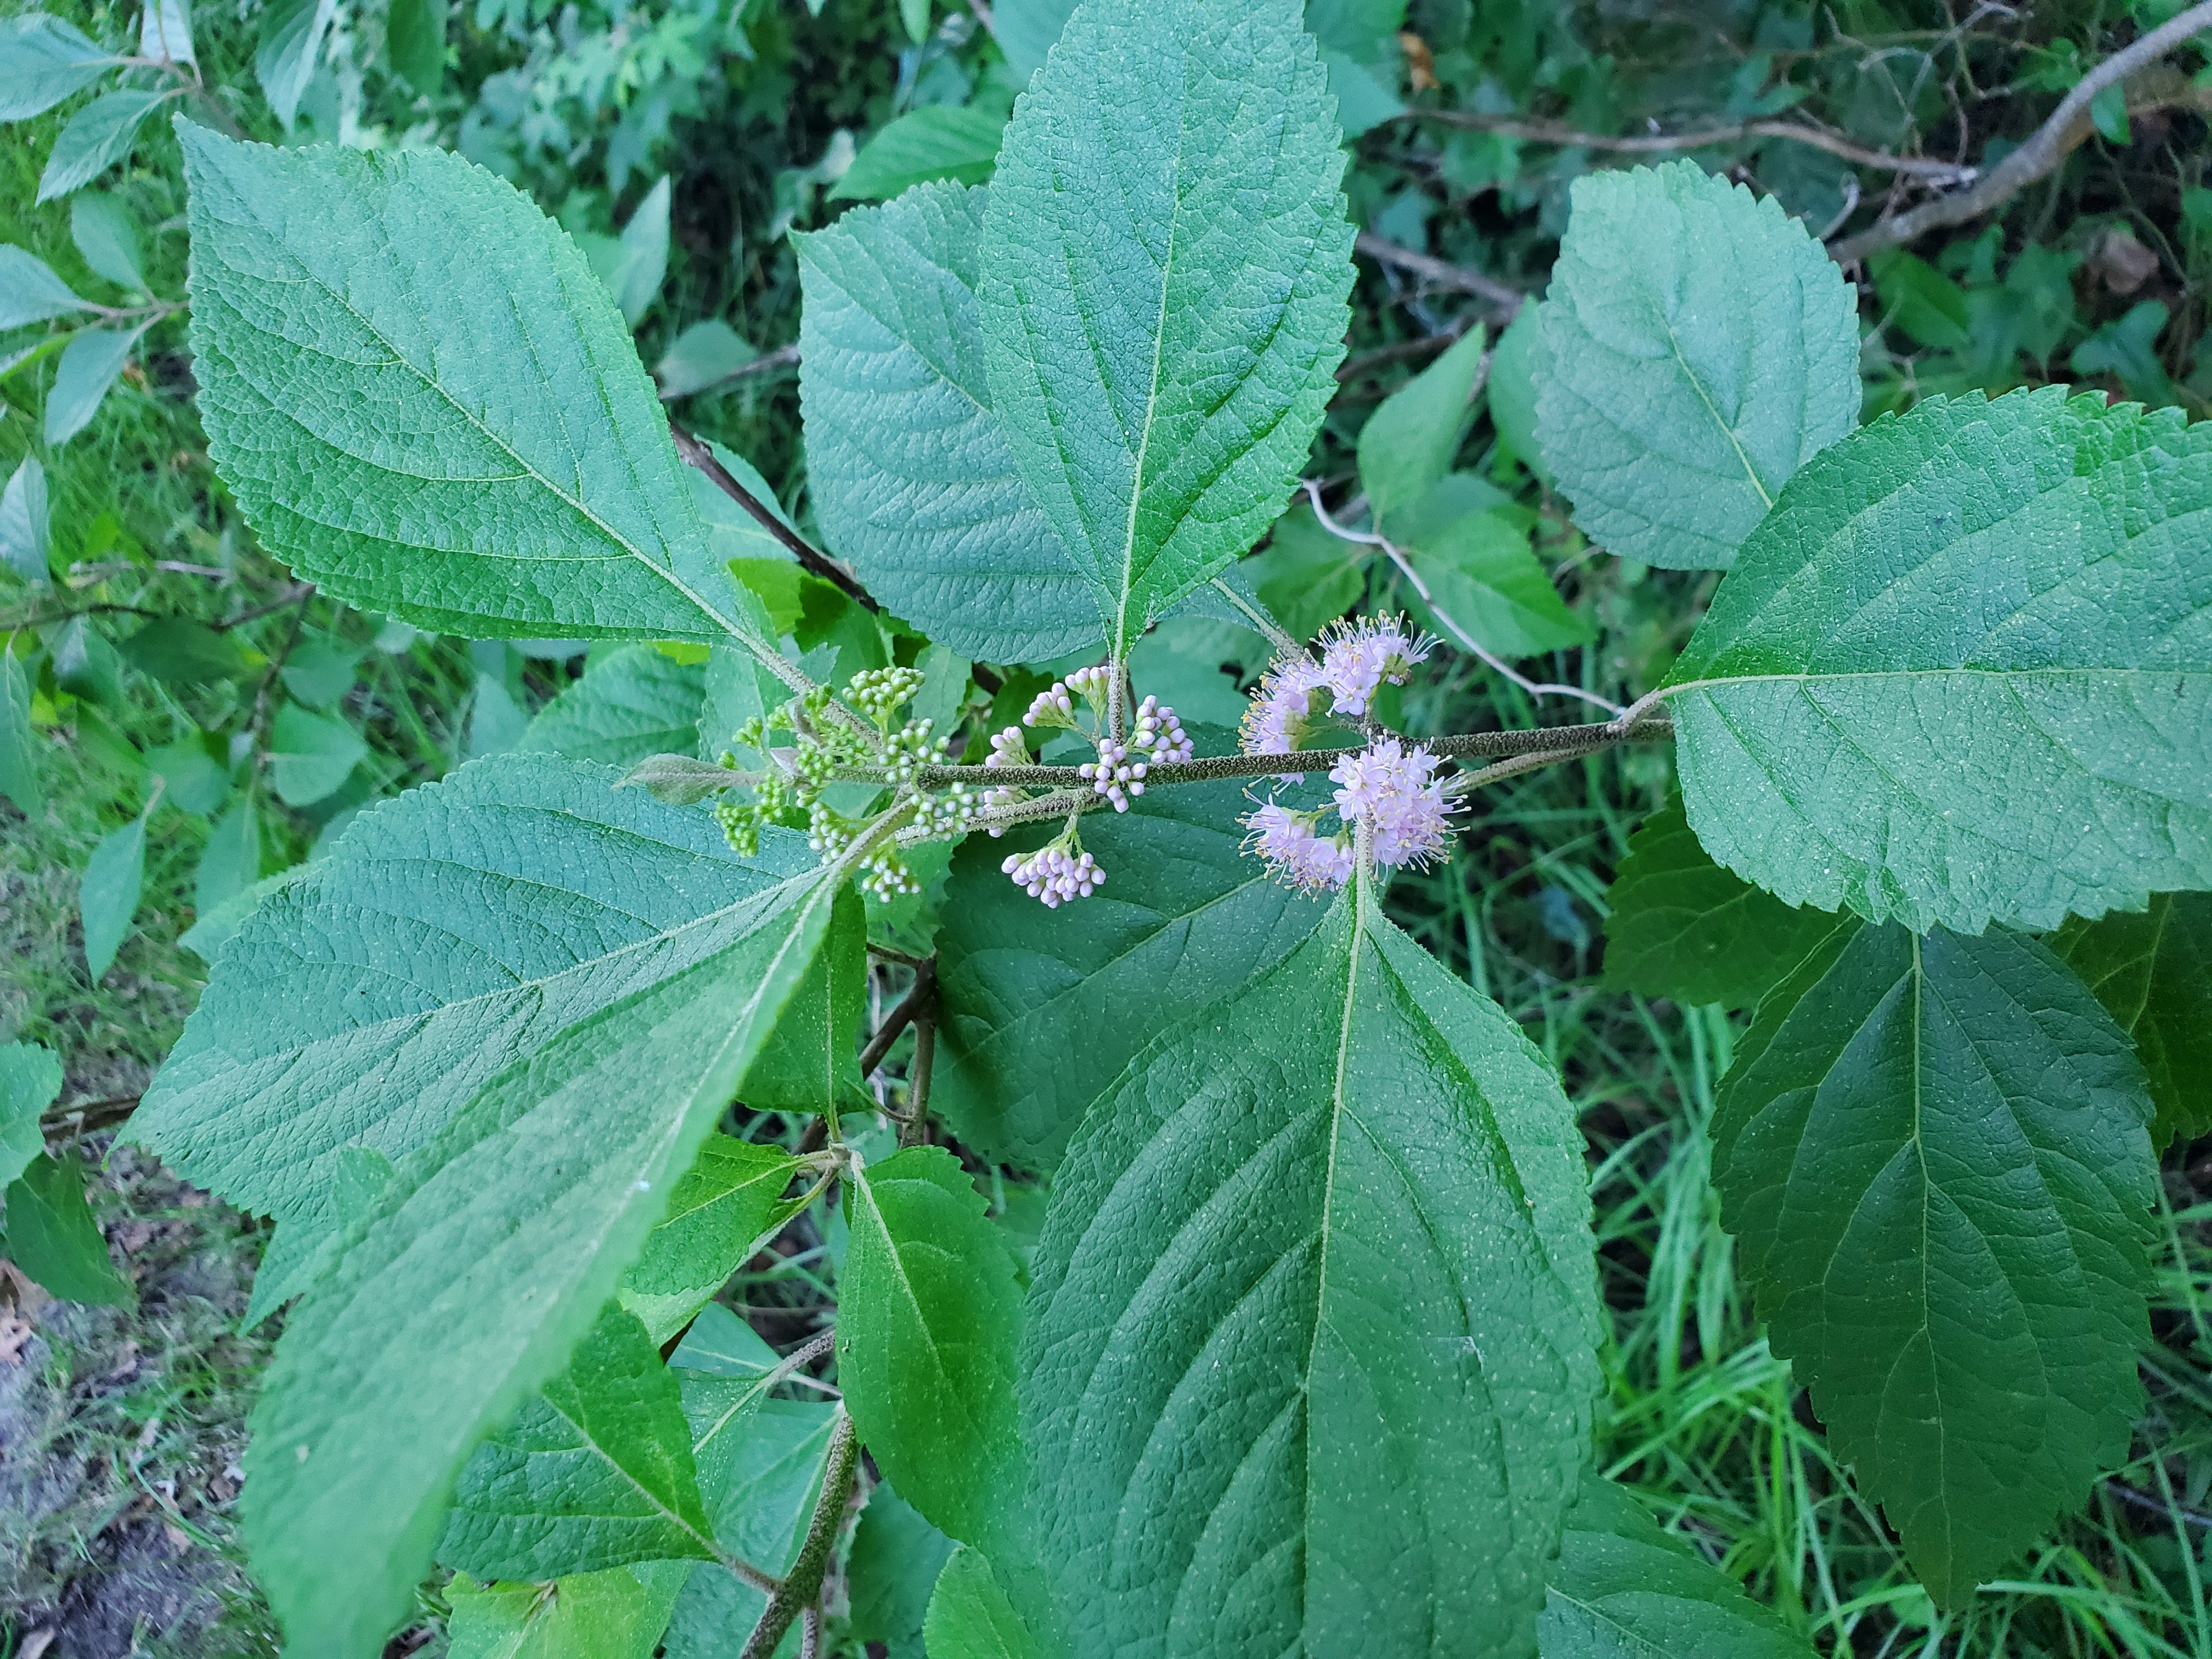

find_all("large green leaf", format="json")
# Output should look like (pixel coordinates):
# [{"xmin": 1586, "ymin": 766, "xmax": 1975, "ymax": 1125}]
[
  {"xmin": 233, "ymin": 828, "xmax": 838, "ymax": 1656},
  {"xmin": 132, "ymin": 756, "xmax": 814, "ymax": 1224},
  {"xmin": 0, "ymin": 1041, "xmax": 62, "ymax": 1189},
  {"xmin": 441, "ymin": 1303, "xmax": 716, "ymax": 1580},
  {"xmin": 1712, "ymin": 923, "xmax": 2156, "ymax": 1603},
  {"xmin": 520, "ymin": 644, "xmax": 707, "ymax": 768},
  {"xmin": 840, "ymin": 1147, "xmax": 1025, "ymax": 1551},
  {"xmin": 925, "ymin": 1547, "xmax": 1043, "ymax": 1659},
  {"xmin": 933, "ymin": 772, "xmax": 1332, "ymax": 1170},
  {"xmin": 1535, "ymin": 161, "xmax": 1860, "ymax": 570},
  {"xmin": 179, "ymin": 124, "xmax": 778, "ymax": 661},
  {"xmin": 0, "ymin": 13, "xmax": 114, "ymax": 120},
  {"xmin": 1022, "ymin": 876, "xmax": 1599, "ymax": 1657},
  {"xmin": 619, "ymin": 1135, "xmax": 803, "ymax": 1342},
  {"xmin": 1538, "ymin": 1479, "xmax": 1815, "ymax": 1658},
  {"xmin": 1600, "ymin": 796, "xmax": 1858, "ymax": 1009},
  {"xmin": 1358, "ymin": 328, "xmax": 1489, "ymax": 525},
  {"xmin": 1666, "ymin": 387, "xmax": 2212, "ymax": 934},
  {"xmin": 795, "ymin": 182, "xmax": 1098, "ymax": 663},
  {"xmin": 2051, "ymin": 893, "xmax": 2212, "ymax": 1148},
  {"xmin": 979, "ymin": 0, "xmax": 1354, "ymax": 654},
  {"xmin": 831, "ymin": 106, "xmax": 1003, "ymax": 202}
]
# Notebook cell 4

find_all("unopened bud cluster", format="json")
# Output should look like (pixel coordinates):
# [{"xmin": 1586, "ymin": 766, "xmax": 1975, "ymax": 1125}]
[{"xmin": 1001, "ymin": 840, "xmax": 1105, "ymax": 907}]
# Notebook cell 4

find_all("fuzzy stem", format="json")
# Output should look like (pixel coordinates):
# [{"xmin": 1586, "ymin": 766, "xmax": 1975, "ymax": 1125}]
[{"xmin": 738, "ymin": 1412, "xmax": 861, "ymax": 1659}]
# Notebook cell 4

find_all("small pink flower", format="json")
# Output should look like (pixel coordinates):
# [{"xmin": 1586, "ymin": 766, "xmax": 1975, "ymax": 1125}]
[
  {"xmin": 1244, "ymin": 800, "xmax": 1356, "ymax": 890},
  {"xmin": 1240, "ymin": 656, "xmax": 1330, "ymax": 763},
  {"xmin": 1330, "ymin": 738, "xmax": 1453, "ymax": 869},
  {"xmin": 1318, "ymin": 616, "xmax": 1434, "ymax": 718}
]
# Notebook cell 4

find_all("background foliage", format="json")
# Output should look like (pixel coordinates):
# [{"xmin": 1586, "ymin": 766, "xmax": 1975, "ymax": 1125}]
[{"xmin": 3, "ymin": 0, "xmax": 2211, "ymax": 1652}]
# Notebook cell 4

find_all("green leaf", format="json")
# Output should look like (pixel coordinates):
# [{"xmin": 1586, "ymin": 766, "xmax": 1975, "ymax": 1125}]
[
  {"xmin": 1397, "ymin": 499, "xmax": 1592, "ymax": 658},
  {"xmin": 671, "ymin": 1301, "xmax": 779, "ymax": 1380},
  {"xmin": 2070, "ymin": 298, "xmax": 2179, "ymax": 407},
  {"xmin": 146, "ymin": 738, "xmax": 227, "ymax": 817},
  {"xmin": 832, "ymin": 106, "xmax": 1003, "ymax": 202},
  {"xmin": 1487, "ymin": 303, "xmax": 1551, "ymax": 486},
  {"xmin": 740, "ymin": 883, "xmax": 869, "ymax": 1117},
  {"xmin": 0, "ymin": 648, "xmax": 42, "ymax": 815},
  {"xmin": 795, "ymin": 182, "xmax": 1098, "ymax": 663},
  {"xmin": 44, "ymin": 323, "xmax": 146, "ymax": 444},
  {"xmin": 1358, "ymin": 326, "xmax": 1488, "ymax": 524},
  {"xmin": 2051, "ymin": 893, "xmax": 2212, "ymax": 1148},
  {"xmin": 445, "ymin": 1562, "xmax": 690, "ymax": 1659},
  {"xmin": 656, "ymin": 320, "xmax": 755, "ymax": 399},
  {"xmin": 191, "ymin": 795, "xmax": 261, "ymax": 921},
  {"xmin": 232, "ymin": 820, "xmax": 839, "ymax": 1656},
  {"xmin": 618, "ymin": 752, "xmax": 739, "ymax": 805},
  {"xmin": 1536, "ymin": 161, "xmax": 1860, "ymax": 570},
  {"xmin": 0, "ymin": 14, "xmax": 114, "ymax": 120},
  {"xmin": 267, "ymin": 701, "xmax": 366, "ymax": 806},
  {"xmin": 840, "ymin": 1146, "xmax": 1025, "ymax": 1551},
  {"xmin": 0, "ymin": 1041, "xmax": 63, "ymax": 1190},
  {"xmin": 441, "ymin": 1302, "xmax": 719, "ymax": 1580},
  {"xmin": 179, "ymin": 125, "xmax": 779, "ymax": 662},
  {"xmin": 1538, "ymin": 1479, "xmax": 1815, "ymax": 1659},
  {"xmin": 1600, "ymin": 795, "xmax": 1858, "ymax": 1008},
  {"xmin": 0, "ymin": 246, "xmax": 93, "ymax": 330},
  {"xmin": 241, "ymin": 1145, "xmax": 390, "ymax": 1329},
  {"xmin": 620, "ymin": 1135, "xmax": 803, "ymax": 1343},
  {"xmin": 1869, "ymin": 249, "xmax": 1971, "ymax": 352},
  {"xmin": 979, "ymin": 0, "xmax": 1355, "ymax": 652},
  {"xmin": 924, "ymin": 1547, "xmax": 1043, "ymax": 1659},
  {"xmin": 4, "ymin": 1152, "xmax": 132, "ymax": 1305},
  {"xmin": 49, "ymin": 613, "xmax": 123, "ymax": 706},
  {"xmin": 38, "ymin": 89, "xmax": 163, "ymax": 203},
  {"xmin": 599, "ymin": 174, "xmax": 670, "ymax": 328},
  {"xmin": 386, "ymin": 0, "xmax": 446, "ymax": 93},
  {"xmin": 131, "ymin": 756, "xmax": 820, "ymax": 1226},
  {"xmin": 1663, "ymin": 387, "xmax": 2212, "ymax": 934},
  {"xmin": 990, "ymin": 0, "xmax": 1068, "ymax": 81},
  {"xmin": 1242, "ymin": 501, "xmax": 1365, "ymax": 644},
  {"xmin": 278, "ymin": 636, "xmax": 362, "ymax": 707},
  {"xmin": 2090, "ymin": 78, "xmax": 2130, "ymax": 144},
  {"xmin": 255, "ymin": 0, "xmax": 336, "ymax": 125},
  {"xmin": 80, "ymin": 804, "xmax": 148, "ymax": 979},
  {"xmin": 519, "ymin": 644, "xmax": 707, "ymax": 768},
  {"xmin": 1022, "ymin": 876, "xmax": 1599, "ymax": 1656},
  {"xmin": 116, "ymin": 616, "xmax": 251, "ymax": 689},
  {"xmin": 847, "ymin": 1480, "xmax": 957, "ymax": 1656},
  {"xmin": 140, "ymin": 0, "xmax": 194, "ymax": 66},
  {"xmin": 934, "ymin": 770, "xmax": 1333, "ymax": 1169},
  {"xmin": 1, "ymin": 458, "xmax": 50, "ymax": 585},
  {"xmin": 1712, "ymin": 922, "xmax": 2156, "ymax": 1604}
]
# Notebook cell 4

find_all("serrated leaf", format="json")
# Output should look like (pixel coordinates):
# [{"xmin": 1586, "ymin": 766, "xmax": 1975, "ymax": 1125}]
[
  {"xmin": 191, "ymin": 795, "xmax": 261, "ymax": 922},
  {"xmin": 831, "ymin": 106, "xmax": 1003, "ymax": 202},
  {"xmin": 44, "ymin": 322, "xmax": 146, "ymax": 444},
  {"xmin": 131, "ymin": 757, "xmax": 820, "ymax": 1226},
  {"xmin": 232, "ymin": 815, "xmax": 839, "ymax": 1656},
  {"xmin": 1, "ymin": 457, "xmax": 51, "ymax": 584},
  {"xmin": 671, "ymin": 1301, "xmax": 779, "ymax": 1379},
  {"xmin": 741, "ymin": 883, "xmax": 869, "ymax": 1116},
  {"xmin": 934, "ymin": 769, "xmax": 1332, "ymax": 1169},
  {"xmin": 179, "ymin": 126, "xmax": 781, "ymax": 666},
  {"xmin": 1538, "ymin": 1479, "xmax": 1815, "ymax": 1658},
  {"xmin": 0, "ymin": 14, "xmax": 114, "ymax": 120},
  {"xmin": 847, "ymin": 1480, "xmax": 957, "ymax": 1656},
  {"xmin": 1359, "ymin": 326, "xmax": 1489, "ymax": 524},
  {"xmin": 267, "ymin": 700, "xmax": 366, "ymax": 805},
  {"xmin": 519, "ymin": 644, "xmax": 707, "ymax": 768},
  {"xmin": 386, "ymin": 0, "xmax": 447, "ymax": 95},
  {"xmin": 4, "ymin": 1152, "xmax": 132, "ymax": 1305},
  {"xmin": 620, "ymin": 1135, "xmax": 803, "ymax": 1342},
  {"xmin": 255, "ymin": 0, "xmax": 335, "ymax": 125},
  {"xmin": 924, "ymin": 1547, "xmax": 1042, "ymax": 1659},
  {"xmin": 1242, "ymin": 501, "xmax": 1365, "ymax": 643},
  {"xmin": 795, "ymin": 182, "xmax": 1098, "ymax": 663},
  {"xmin": 599, "ymin": 174, "xmax": 669, "ymax": 328},
  {"xmin": 441, "ymin": 1302, "xmax": 719, "ymax": 1579},
  {"xmin": 979, "ymin": 0, "xmax": 1355, "ymax": 653},
  {"xmin": 840, "ymin": 1146, "xmax": 1024, "ymax": 1551},
  {"xmin": 1398, "ymin": 500, "xmax": 1592, "ymax": 659},
  {"xmin": 0, "ymin": 648, "xmax": 40, "ymax": 814},
  {"xmin": 241, "ymin": 1145, "xmax": 390, "ymax": 1330},
  {"xmin": 2051, "ymin": 894, "xmax": 2212, "ymax": 1148},
  {"xmin": 0, "ymin": 1041, "xmax": 63, "ymax": 1190},
  {"xmin": 140, "ymin": 0, "xmax": 194, "ymax": 65},
  {"xmin": 0, "ymin": 246, "xmax": 93, "ymax": 330},
  {"xmin": 1712, "ymin": 922, "xmax": 2156, "ymax": 1604},
  {"xmin": 1022, "ymin": 876, "xmax": 1599, "ymax": 1657},
  {"xmin": 38, "ymin": 89, "xmax": 162, "ymax": 203},
  {"xmin": 1601, "ymin": 795, "xmax": 1858, "ymax": 1008},
  {"xmin": 1535, "ymin": 161, "xmax": 1859, "ymax": 570},
  {"xmin": 445, "ymin": 1562, "xmax": 690, "ymax": 1659},
  {"xmin": 1664, "ymin": 386, "xmax": 2212, "ymax": 935},
  {"xmin": 80, "ymin": 804, "xmax": 148, "ymax": 979}
]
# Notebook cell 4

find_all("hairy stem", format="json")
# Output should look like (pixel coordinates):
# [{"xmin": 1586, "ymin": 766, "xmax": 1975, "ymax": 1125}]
[
  {"xmin": 858, "ymin": 958, "xmax": 937, "ymax": 1079},
  {"xmin": 739, "ymin": 1412, "xmax": 860, "ymax": 1659},
  {"xmin": 898, "ymin": 1014, "xmax": 935, "ymax": 1150}
]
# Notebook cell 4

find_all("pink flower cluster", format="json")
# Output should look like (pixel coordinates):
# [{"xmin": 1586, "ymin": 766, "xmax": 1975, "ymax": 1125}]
[
  {"xmin": 1245, "ymin": 801, "xmax": 1357, "ymax": 890},
  {"xmin": 1240, "ymin": 616, "xmax": 1435, "ymax": 762},
  {"xmin": 1002, "ymin": 843, "xmax": 1105, "ymax": 907},
  {"xmin": 1330, "ymin": 738, "xmax": 1453, "ymax": 868}
]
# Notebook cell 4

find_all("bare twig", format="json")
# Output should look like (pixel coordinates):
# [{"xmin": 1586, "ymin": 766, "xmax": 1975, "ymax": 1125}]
[
  {"xmin": 858, "ymin": 960, "xmax": 938, "ymax": 1079},
  {"xmin": 1830, "ymin": 3, "xmax": 2212, "ymax": 261},
  {"xmin": 41, "ymin": 1094, "xmax": 143, "ymax": 1134},
  {"xmin": 666, "ymin": 420, "xmax": 878, "ymax": 611},
  {"xmin": 1336, "ymin": 317, "xmax": 1476, "ymax": 383},
  {"xmin": 1407, "ymin": 108, "xmax": 1976, "ymax": 181},
  {"xmin": 1353, "ymin": 233, "xmax": 1524, "ymax": 317},
  {"xmin": 898, "ymin": 1014, "xmax": 934, "ymax": 1149},
  {"xmin": 211, "ymin": 582, "xmax": 314, "ymax": 633},
  {"xmin": 658, "ymin": 341, "xmax": 801, "ymax": 402}
]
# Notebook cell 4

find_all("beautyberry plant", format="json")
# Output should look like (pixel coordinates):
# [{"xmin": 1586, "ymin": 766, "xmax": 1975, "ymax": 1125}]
[{"xmin": 118, "ymin": 0, "xmax": 2211, "ymax": 1655}]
